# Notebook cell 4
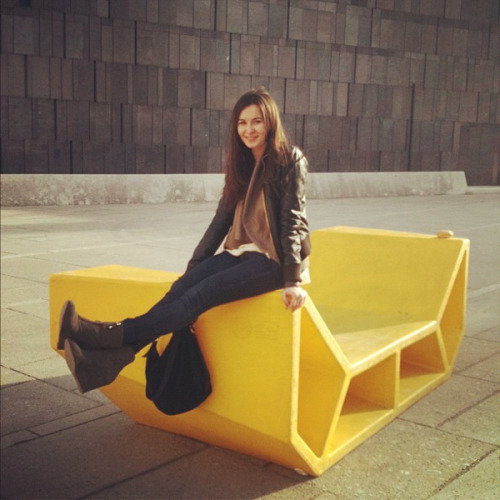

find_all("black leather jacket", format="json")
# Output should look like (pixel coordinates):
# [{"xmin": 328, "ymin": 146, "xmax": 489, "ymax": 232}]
[{"xmin": 186, "ymin": 147, "xmax": 311, "ymax": 286}]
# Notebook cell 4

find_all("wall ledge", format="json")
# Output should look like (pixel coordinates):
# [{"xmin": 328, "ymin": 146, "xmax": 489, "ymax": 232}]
[{"xmin": 1, "ymin": 171, "xmax": 468, "ymax": 206}]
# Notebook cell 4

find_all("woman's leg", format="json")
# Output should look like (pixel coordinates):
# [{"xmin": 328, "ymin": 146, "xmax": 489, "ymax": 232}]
[
  {"xmin": 126, "ymin": 252, "xmax": 241, "ymax": 351},
  {"xmin": 60, "ymin": 252, "xmax": 281, "ymax": 393},
  {"xmin": 145, "ymin": 251, "xmax": 241, "ymax": 313},
  {"xmin": 122, "ymin": 252, "xmax": 282, "ymax": 345},
  {"xmin": 58, "ymin": 252, "xmax": 262, "ymax": 351}
]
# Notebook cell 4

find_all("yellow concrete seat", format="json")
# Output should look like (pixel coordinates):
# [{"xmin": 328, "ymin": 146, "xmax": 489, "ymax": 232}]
[{"xmin": 49, "ymin": 226, "xmax": 469, "ymax": 476}]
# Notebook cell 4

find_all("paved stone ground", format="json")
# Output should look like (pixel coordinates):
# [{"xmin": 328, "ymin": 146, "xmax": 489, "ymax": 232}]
[{"xmin": 1, "ymin": 193, "xmax": 499, "ymax": 499}]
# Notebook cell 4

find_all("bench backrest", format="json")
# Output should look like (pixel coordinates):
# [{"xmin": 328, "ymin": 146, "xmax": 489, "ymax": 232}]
[{"xmin": 307, "ymin": 227, "xmax": 469, "ymax": 327}]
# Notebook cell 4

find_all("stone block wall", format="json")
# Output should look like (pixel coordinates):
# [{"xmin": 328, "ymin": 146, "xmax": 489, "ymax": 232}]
[{"xmin": 1, "ymin": 0, "xmax": 499, "ymax": 184}]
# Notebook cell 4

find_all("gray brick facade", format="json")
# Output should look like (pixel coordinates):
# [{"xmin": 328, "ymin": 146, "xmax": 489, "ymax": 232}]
[{"xmin": 0, "ymin": 0, "xmax": 498, "ymax": 184}]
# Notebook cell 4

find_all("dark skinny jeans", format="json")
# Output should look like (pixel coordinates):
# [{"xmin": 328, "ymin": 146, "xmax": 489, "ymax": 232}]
[{"xmin": 122, "ymin": 251, "xmax": 283, "ymax": 346}]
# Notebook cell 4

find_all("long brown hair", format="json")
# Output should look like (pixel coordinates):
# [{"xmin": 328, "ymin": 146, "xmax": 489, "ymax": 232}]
[{"xmin": 222, "ymin": 88, "xmax": 291, "ymax": 205}]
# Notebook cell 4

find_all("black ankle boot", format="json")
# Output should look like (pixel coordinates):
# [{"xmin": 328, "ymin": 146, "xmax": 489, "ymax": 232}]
[
  {"xmin": 58, "ymin": 301, "xmax": 124, "ymax": 350},
  {"xmin": 64, "ymin": 339, "xmax": 135, "ymax": 393}
]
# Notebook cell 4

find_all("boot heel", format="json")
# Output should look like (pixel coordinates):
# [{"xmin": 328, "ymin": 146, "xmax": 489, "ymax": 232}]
[
  {"xmin": 64, "ymin": 338, "xmax": 85, "ymax": 392},
  {"xmin": 64, "ymin": 339, "xmax": 135, "ymax": 394}
]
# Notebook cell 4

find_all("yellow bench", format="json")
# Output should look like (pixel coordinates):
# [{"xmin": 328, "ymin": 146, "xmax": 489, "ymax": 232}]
[{"xmin": 49, "ymin": 226, "xmax": 469, "ymax": 476}]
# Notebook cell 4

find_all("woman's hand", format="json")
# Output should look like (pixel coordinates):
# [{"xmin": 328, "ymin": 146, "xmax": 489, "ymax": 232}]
[{"xmin": 282, "ymin": 286, "xmax": 307, "ymax": 312}]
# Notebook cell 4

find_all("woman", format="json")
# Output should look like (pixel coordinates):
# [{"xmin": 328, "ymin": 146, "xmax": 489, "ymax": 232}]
[{"xmin": 59, "ymin": 88, "xmax": 311, "ymax": 393}]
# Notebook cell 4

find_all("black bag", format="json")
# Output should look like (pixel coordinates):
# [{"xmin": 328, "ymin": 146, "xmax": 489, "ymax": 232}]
[{"xmin": 145, "ymin": 326, "xmax": 212, "ymax": 416}]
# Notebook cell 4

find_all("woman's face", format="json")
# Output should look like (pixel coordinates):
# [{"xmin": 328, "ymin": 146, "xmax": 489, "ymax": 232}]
[{"xmin": 237, "ymin": 104, "xmax": 268, "ymax": 162}]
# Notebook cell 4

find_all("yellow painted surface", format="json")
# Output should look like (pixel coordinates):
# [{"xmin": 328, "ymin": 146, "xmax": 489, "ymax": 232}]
[{"xmin": 50, "ymin": 226, "xmax": 469, "ymax": 476}]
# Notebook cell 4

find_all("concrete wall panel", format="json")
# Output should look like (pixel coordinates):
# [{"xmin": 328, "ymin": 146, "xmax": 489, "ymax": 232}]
[{"xmin": 0, "ymin": 0, "xmax": 498, "ymax": 185}]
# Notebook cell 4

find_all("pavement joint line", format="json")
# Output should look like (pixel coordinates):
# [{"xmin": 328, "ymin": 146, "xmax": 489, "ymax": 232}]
[
  {"xmin": 435, "ymin": 389, "xmax": 500, "ymax": 430},
  {"xmin": 0, "ymin": 242, "xmax": 139, "ymax": 260},
  {"xmin": 1, "ymin": 306, "xmax": 48, "ymax": 319},
  {"xmin": 0, "ymin": 365, "xmax": 37, "ymax": 382},
  {"xmin": 1, "ymin": 430, "xmax": 40, "ymax": 450},
  {"xmin": 456, "ymin": 336, "xmax": 500, "ymax": 348},
  {"xmin": 454, "ymin": 351, "xmax": 500, "ymax": 376},
  {"xmin": 28, "ymin": 407, "xmax": 123, "ymax": 438},
  {"xmin": 395, "ymin": 387, "xmax": 500, "ymax": 433},
  {"xmin": 0, "ymin": 273, "xmax": 53, "ymax": 285},
  {"xmin": 396, "ymin": 417, "xmax": 499, "ymax": 450},
  {"xmin": 429, "ymin": 447, "xmax": 499, "ymax": 496},
  {"xmin": 468, "ymin": 283, "xmax": 500, "ymax": 298},
  {"xmin": 3, "ymin": 349, "xmax": 59, "ymax": 368},
  {"xmin": 76, "ymin": 445, "xmax": 212, "ymax": 500},
  {"xmin": 1, "ymin": 407, "xmax": 122, "ymax": 450},
  {"xmin": 1, "ymin": 299, "xmax": 47, "ymax": 308}
]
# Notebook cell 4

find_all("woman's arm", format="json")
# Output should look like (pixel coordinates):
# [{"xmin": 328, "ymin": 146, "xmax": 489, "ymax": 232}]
[
  {"xmin": 279, "ymin": 149, "xmax": 309, "ymax": 286},
  {"xmin": 278, "ymin": 149, "xmax": 310, "ymax": 310}
]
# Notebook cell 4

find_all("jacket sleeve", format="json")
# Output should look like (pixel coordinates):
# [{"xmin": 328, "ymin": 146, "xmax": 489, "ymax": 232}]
[
  {"xmin": 279, "ymin": 150, "xmax": 309, "ymax": 285},
  {"xmin": 185, "ymin": 197, "xmax": 234, "ymax": 273}
]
